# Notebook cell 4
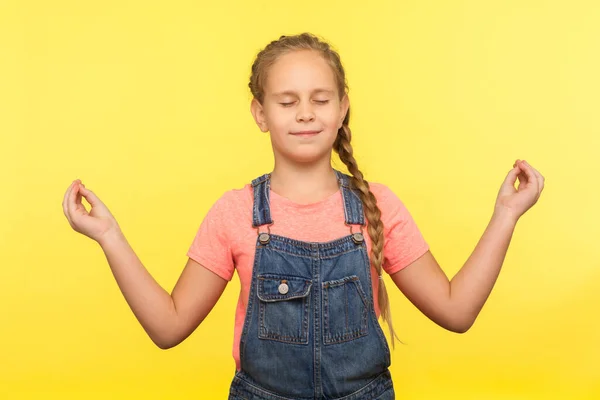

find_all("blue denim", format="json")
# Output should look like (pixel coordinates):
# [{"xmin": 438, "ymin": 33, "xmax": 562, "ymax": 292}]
[{"xmin": 228, "ymin": 170, "xmax": 394, "ymax": 400}]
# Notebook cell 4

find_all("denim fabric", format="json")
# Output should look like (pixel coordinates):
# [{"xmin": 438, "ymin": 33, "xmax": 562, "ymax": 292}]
[{"xmin": 229, "ymin": 170, "xmax": 393, "ymax": 400}]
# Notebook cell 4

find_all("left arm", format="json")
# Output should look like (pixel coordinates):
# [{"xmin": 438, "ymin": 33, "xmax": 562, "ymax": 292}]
[
  {"xmin": 390, "ymin": 159, "xmax": 544, "ymax": 333},
  {"xmin": 390, "ymin": 211, "xmax": 516, "ymax": 333}
]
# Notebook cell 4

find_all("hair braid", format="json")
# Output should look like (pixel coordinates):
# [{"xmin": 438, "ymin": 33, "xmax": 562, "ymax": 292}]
[{"xmin": 334, "ymin": 122, "xmax": 400, "ymax": 348}]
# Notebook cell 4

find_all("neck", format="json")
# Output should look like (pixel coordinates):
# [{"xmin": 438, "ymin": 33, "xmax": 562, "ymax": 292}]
[{"xmin": 269, "ymin": 156, "xmax": 340, "ymax": 204}]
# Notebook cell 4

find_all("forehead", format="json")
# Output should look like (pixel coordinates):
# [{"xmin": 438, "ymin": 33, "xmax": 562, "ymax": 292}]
[{"xmin": 265, "ymin": 50, "xmax": 337, "ymax": 94}]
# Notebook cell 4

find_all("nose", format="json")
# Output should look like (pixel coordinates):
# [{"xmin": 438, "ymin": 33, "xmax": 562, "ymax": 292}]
[{"xmin": 296, "ymin": 102, "xmax": 315, "ymax": 122}]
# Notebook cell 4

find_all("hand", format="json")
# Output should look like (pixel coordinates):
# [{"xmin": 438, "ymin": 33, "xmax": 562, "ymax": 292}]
[
  {"xmin": 494, "ymin": 159, "xmax": 545, "ymax": 222},
  {"xmin": 62, "ymin": 179, "xmax": 122, "ymax": 243}
]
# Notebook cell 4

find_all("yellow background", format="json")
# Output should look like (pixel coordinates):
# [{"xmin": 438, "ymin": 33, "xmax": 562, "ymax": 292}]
[{"xmin": 1, "ymin": 0, "xmax": 598, "ymax": 398}]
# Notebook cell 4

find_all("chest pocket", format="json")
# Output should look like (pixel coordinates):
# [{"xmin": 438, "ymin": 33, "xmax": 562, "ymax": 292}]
[
  {"xmin": 322, "ymin": 275, "xmax": 369, "ymax": 345},
  {"xmin": 256, "ymin": 274, "xmax": 312, "ymax": 345}
]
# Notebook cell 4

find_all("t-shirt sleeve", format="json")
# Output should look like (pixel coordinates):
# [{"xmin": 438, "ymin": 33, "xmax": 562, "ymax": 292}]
[
  {"xmin": 186, "ymin": 192, "xmax": 235, "ymax": 281},
  {"xmin": 376, "ymin": 184, "xmax": 430, "ymax": 275}
]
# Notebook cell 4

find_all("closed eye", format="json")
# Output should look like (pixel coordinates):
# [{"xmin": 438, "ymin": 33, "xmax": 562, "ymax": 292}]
[{"xmin": 279, "ymin": 100, "xmax": 329, "ymax": 107}]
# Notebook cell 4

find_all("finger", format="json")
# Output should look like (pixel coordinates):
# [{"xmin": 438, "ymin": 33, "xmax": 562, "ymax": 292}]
[
  {"xmin": 64, "ymin": 180, "xmax": 78, "ymax": 220},
  {"xmin": 513, "ymin": 162, "xmax": 527, "ymax": 187},
  {"xmin": 520, "ymin": 161, "xmax": 539, "ymax": 192},
  {"xmin": 513, "ymin": 158, "xmax": 525, "ymax": 180},
  {"xmin": 504, "ymin": 165, "xmax": 521, "ymax": 187},
  {"xmin": 75, "ymin": 185, "xmax": 84, "ymax": 210},
  {"xmin": 517, "ymin": 166, "xmax": 527, "ymax": 186},
  {"xmin": 79, "ymin": 185, "xmax": 101, "ymax": 208},
  {"xmin": 528, "ymin": 164, "xmax": 544, "ymax": 193},
  {"xmin": 76, "ymin": 182, "xmax": 90, "ymax": 210},
  {"xmin": 67, "ymin": 181, "xmax": 80, "ymax": 219},
  {"xmin": 523, "ymin": 161, "xmax": 542, "ymax": 194},
  {"xmin": 63, "ymin": 181, "xmax": 75, "ymax": 217},
  {"xmin": 527, "ymin": 162, "xmax": 544, "ymax": 184}
]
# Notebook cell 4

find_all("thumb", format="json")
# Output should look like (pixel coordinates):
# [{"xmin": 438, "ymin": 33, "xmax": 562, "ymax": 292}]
[{"xmin": 502, "ymin": 166, "xmax": 521, "ymax": 188}]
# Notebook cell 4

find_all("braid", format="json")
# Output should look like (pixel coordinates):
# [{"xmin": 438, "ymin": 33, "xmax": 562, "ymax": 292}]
[{"xmin": 334, "ymin": 123, "xmax": 401, "ymax": 348}]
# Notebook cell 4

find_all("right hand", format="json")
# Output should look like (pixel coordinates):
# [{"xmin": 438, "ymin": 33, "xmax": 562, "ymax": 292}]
[{"xmin": 62, "ymin": 179, "xmax": 122, "ymax": 243}]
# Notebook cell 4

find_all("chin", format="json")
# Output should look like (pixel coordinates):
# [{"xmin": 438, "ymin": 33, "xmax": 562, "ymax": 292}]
[{"xmin": 282, "ymin": 148, "xmax": 332, "ymax": 164}]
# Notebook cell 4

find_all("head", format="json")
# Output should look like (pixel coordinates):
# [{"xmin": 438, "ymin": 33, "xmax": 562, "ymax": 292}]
[
  {"xmin": 248, "ymin": 33, "xmax": 400, "ymax": 347},
  {"xmin": 249, "ymin": 38, "xmax": 349, "ymax": 165}
]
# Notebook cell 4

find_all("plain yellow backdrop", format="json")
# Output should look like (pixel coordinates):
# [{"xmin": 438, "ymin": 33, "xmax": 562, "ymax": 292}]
[{"xmin": 1, "ymin": 0, "xmax": 599, "ymax": 398}]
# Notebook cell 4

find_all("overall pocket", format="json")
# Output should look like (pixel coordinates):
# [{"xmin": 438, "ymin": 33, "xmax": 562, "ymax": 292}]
[
  {"xmin": 257, "ymin": 273, "xmax": 312, "ymax": 344},
  {"xmin": 322, "ymin": 275, "xmax": 369, "ymax": 345}
]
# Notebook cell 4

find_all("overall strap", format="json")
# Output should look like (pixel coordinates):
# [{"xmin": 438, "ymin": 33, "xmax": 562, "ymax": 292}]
[
  {"xmin": 334, "ymin": 169, "xmax": 365, "ymax": 226},
  {"xmin": 251, "ymin": 173, "xmax": 272, "ymax": 227}
]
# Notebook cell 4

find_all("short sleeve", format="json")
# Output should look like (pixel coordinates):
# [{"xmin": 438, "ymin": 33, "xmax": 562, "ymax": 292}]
[
  {"xmin": 186, "ymin": 192, "xmax": 235, "ymax": 281},
  {"xmin": 375, "ymin": 184, "xmax": 430, "ymax": 275}
]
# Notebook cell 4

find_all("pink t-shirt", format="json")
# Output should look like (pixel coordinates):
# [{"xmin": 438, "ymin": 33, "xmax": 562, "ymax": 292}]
[{"xmin": 187, "ymin": 181, "xmax": 429, "ymax": 371}]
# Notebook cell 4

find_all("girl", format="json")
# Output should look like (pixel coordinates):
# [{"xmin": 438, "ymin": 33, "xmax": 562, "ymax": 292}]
[{"xmin": 62, "ymin": 33, "xmax": 545, "ymax": 399}]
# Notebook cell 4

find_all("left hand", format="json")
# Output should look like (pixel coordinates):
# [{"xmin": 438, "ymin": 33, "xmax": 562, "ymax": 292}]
[{"xmin": 494, "ymin": 159, "xmax": 545, "ymax": 222}]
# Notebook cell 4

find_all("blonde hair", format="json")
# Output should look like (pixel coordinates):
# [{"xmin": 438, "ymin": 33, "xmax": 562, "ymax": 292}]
[{"xmin": 248, "ymin": 32, "xmax": 400, "ymax": 348}]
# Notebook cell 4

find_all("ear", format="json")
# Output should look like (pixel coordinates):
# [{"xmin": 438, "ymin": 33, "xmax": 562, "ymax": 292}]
[
  {"xmin": 338, "ymin": 93, "xmax": 349, "ymax": 129},
  {"xmin": 250, "ymin": 98, "xmax": 269, "ymax": 133}
]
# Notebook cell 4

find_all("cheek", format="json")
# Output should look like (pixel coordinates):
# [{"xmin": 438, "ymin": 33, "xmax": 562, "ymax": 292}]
[
  {"xmin": 268, "ymin": 114, "xmax": 292, "ymax": 134},
  {"xmin": 264, "ymin": 107, "xmax": 291, "ymax": 130},
  {"xmin": 322, "ymin": 107, "xmax": 342, "ymax": 128}
]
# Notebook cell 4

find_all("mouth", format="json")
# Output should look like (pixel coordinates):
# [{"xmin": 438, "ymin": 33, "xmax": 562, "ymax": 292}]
[{"xmin": 290, "ymin": 130, "xmax": 322, "ymax": 137}]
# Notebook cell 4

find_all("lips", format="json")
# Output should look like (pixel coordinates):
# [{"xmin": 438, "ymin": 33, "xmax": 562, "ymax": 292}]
[{"xmin": 290, "ymin": 130, "xmax": 321, "ymax": 136}]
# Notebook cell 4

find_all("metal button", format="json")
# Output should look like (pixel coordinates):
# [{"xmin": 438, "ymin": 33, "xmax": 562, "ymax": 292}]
[
  {"xmin": 258, "ymin": 233, "xmax": 270, "ymax": 244},
  {"xmin": 278, "ymin": 283, "xmax": 289, "ymax": 294},
  {"xmin": 352, "ymin": 232, "xmax": 364, "ymax": 244}
]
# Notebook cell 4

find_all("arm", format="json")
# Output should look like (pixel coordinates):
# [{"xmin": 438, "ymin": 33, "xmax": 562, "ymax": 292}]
[
  {"xmin": 63, "ymin": 180, "xmax": 231, "ymax": 349},
  {"xmin": 390, "ymin": 159, "xmax": 544, "ymax": 333},
  {"xmin": 99, "ymin": 231, "xmax": 227, "ymax": 349},
  {"xmin": 390, "ymin": 210, "xmax": 516, "ymax": 333}
]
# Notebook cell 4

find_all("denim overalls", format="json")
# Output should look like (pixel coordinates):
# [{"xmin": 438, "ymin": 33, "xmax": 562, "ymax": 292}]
[{"xmin": 228, "ymin": 170, "xmax": 395, "ymax": 400}]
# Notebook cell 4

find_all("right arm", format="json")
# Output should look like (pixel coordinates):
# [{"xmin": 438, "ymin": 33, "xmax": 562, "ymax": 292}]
[
  {"xmin": 63, "ymin": 179, "xmax": 228, "ymax": 349},
  {"xmin": 99, "ymin": 231, "xmax": 227, "ymax": 349}
]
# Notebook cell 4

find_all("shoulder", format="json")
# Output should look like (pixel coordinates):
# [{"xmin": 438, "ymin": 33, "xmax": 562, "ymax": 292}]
[
  {"xmin": 367, "ymin": 181, "xmax": 405, "ymax": 209},
  {"xmin": 219, "ymin": 183, "xmax": 253, "ymax": 205},
  {"xmin": 209, "ymin": 183, "xmax": 253, "ymax": 216},
  {"xmin": 365, "ymin": 180, "xmax": 416, "ymax": 228}
]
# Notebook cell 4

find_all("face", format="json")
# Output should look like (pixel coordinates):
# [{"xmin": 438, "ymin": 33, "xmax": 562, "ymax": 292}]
[{"xmin": 251, "ymin": 49, "xmax": 349, "ymax": 164}]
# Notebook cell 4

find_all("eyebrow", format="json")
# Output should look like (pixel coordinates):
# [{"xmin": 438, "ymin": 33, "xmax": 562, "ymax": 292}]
[{"xmin": 272, "ymin": 89, "xmax": 335, "ymax": 97}]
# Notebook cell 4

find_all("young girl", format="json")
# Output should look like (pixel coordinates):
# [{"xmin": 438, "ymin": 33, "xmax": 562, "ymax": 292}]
[{"xmin": 62, "ymin": 33, "xmax": 544, "ymax": 400}]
